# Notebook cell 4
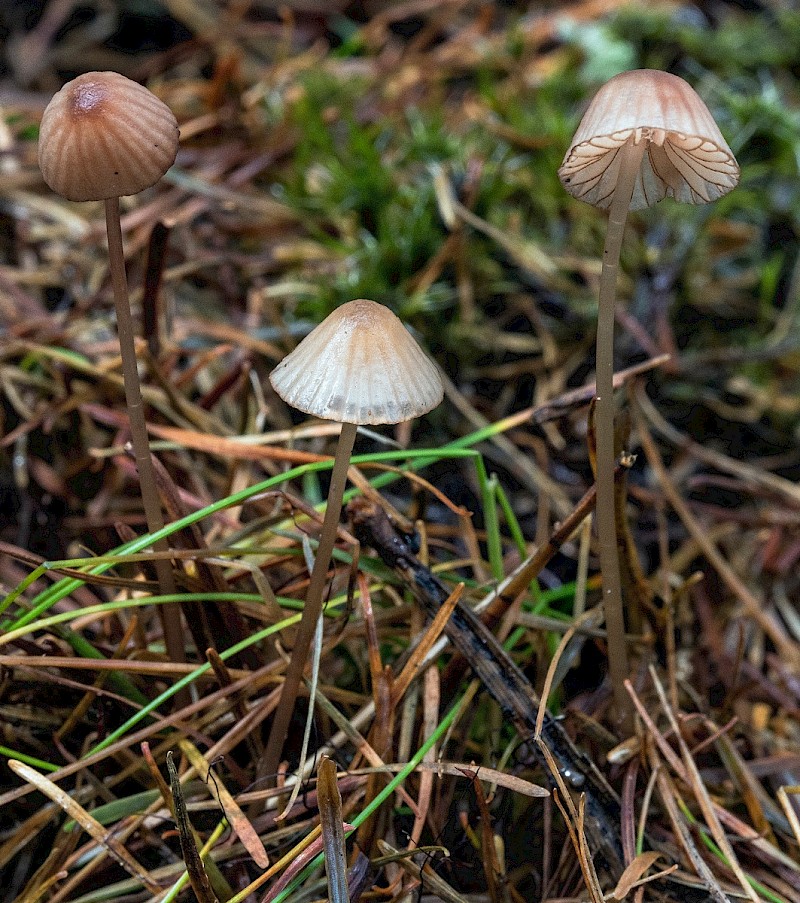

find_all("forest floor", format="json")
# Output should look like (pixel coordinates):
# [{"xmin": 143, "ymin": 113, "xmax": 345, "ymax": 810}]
[{"xmin": 1, "ymin": 2, "xmax": 800, "ymax": 901}]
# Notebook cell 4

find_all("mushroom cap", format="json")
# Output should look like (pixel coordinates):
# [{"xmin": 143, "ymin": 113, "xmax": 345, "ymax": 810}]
[
  {"xmin": 38, "ymin": 71, "xmax": 179, "ymax": 202},
  {"xmin": 558, "ymin": 69, "xmax": 739, "ymax": 211},
  {"xmin": 269, "ymin": 299, "xmax": 444, "ymax": 425}
]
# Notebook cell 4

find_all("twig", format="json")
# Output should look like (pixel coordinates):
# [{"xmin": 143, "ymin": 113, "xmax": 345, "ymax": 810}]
[{"xmin": 348, "ymin": 497, "xmax": 625, "ymax": 881}]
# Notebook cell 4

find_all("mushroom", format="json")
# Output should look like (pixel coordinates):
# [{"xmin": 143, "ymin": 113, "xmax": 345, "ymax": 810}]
[
  {"xmin": 38, "ymin": 71, "xmax": 179, "ymax": 203},
  {"xmin": 264, "ymin": 299, "xmax": 443, "ymax": 772},
  {"xmin": 38, "ymin": 72, "xmax": 182, "ymax": 656},
  {"xmin": 558, "ymin": 69, "xmax": 739, "ymax": 725}
]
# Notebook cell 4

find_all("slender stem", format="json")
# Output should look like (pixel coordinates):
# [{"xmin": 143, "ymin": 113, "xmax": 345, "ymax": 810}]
[
  {"xmin": 104, "ymin": 198, "xmax": 184, "ymax": 668},
  {"xmin": 261, "ymin": 421, "xmax": 359, "ymax": 782},
  {"xmin": 595, "ymin": 137, "xmax": 647, "ymax": 733}
]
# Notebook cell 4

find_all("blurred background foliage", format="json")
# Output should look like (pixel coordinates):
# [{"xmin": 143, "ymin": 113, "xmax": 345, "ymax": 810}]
[
  {"xmin": 2, "ymin": 4, "xmax": 800, "ymax": 899},
  {"xmin": 2, "ymin": 0, "xmax": 800, "ymax": 542}
]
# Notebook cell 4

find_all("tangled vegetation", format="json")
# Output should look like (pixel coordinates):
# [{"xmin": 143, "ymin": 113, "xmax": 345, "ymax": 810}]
[{"xmin": 1, "ymin": 2, "xmax": 800, "ymax": 901}]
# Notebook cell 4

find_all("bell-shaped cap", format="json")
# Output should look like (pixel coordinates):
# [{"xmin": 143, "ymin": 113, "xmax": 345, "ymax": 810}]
[
  {"xmin": 269, "ymin": 299, "xmax": 444, "ymax": 425},
  {"xmin": 38, "ymin": 71, "xmax": 179, "ymax": 202},
  {"xmin": 559, "ymin": 69, "xmax": 739, "ymax": 210}
]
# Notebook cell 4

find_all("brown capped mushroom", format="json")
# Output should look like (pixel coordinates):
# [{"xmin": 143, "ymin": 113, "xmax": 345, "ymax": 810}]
[
  {"xmin": 38, "ymin": 71, "xmax": 179, "ymax": 202},
  {"xmin": 263, "ymin": 299, "xmax": 443, "ymax": 776},
  {"xmin": 558, "ymin": 69, "xmax": 739, "ymax": 728},
  {"xmin": 38, "ymin": 72, "xmax": 182, "ymax": 662}
]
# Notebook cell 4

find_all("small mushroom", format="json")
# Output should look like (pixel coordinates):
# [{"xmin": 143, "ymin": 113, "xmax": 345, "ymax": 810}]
[
  {"xmin": 269, "ymin": 298, "xmax": 444, "ymax": 425},
  {"xmin": 38, "ymin": 72, "xmax": 182, "ymax": 657},
  {"xmin": 558, "ymin": 69, "xmax": 739, "ymax": 726},
  {"xmin": 38, "ymin": 71, "xmax": 179, "ymax": 202},
  {"xmin": 264, "ymin": 299, "xmax": 443, "ymax": 772}
]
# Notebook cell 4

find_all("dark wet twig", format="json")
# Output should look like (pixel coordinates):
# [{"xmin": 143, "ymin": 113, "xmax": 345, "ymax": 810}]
[
  {"xmin": 142, "ymin": 220, "xmax": 172, "ymax": 357},
  {"xmin": 167, "ymin": 751, "xmax": 220, "ymax": 903},
  {"xmin": 348, "ymin": 497, "xmax": 625, "ymax": 881}
]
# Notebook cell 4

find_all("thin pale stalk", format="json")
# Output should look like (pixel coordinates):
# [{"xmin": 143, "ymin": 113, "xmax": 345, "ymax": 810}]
[
  {"xmin": 104, "ymin": 198, "xmax": 184, "ymax": 668},
  {"xmin": 261, "ymin": 421, "xmax": 359, "ymax": 782},
  {"xmin": 595, "ymin": 136, "xmax": 647, "ymax": 733}
]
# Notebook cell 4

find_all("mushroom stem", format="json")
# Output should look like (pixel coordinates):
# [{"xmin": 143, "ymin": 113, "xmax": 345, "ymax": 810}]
[
  {"xmin": 104, "ymin": 197, "xmax": 184, "ymax": 668},
  {"xmin": 595, "ymin": 136, "xmax": 646, "ymax": 732},
  {"xmin": 262, "ymin": 420, "xmax": 359, "ymax": 780}
]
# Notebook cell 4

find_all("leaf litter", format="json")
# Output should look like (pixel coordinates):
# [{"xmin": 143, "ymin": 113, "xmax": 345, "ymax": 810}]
[{"xmin": 1, "ymin": 1, "xmax": 800, "ymax": 901}]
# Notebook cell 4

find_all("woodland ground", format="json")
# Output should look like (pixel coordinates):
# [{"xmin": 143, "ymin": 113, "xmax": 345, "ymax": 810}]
[{"xmin": 1, "ymin": 2, "xmax": 800, "ymax": 902}]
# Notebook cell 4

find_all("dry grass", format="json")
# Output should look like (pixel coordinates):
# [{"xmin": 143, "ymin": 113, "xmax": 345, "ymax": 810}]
[{"xmin": 1, "ymin": 1, "xmax": 800, "ymax": 901}]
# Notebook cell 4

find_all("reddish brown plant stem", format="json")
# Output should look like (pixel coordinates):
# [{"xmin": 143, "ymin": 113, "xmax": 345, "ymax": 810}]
[
  {"xmin": 260, "ymin": 421, "xmax": 359, "ymax": 784},
  {"xmin": 104, "ymin": 198, "xmax": 184, "ymax": 669}
]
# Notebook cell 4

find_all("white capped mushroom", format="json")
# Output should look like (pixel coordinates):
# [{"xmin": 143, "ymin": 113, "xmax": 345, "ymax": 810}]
[
  {"xmin": 264, "ymin": 299, "xmax": 443, "ymax": 772},
  {"xmin": 559, "ymin": 69, "xmax": 739, "ymax": 210},
  {"xmin": 270, "ymin": 299, "xmax": 443, "ymax": 425},
  {"xmin": 557, "ymin": 69, "xmax": 739, "ymax": 728}
]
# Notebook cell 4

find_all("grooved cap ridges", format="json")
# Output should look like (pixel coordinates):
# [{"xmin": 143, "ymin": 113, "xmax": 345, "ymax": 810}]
[
  {"xmin": 38, "ymin": 71, "xmax": 179, "ymax": 202},
  {"xmin": 269, "ymin": 299, "xmax": 444, "ymax": 425}
]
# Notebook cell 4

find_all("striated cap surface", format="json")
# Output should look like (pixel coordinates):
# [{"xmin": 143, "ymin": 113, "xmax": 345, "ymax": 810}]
[
  {"xmin": 38, "ymin": 71, "xmax": 179, "ymax": 202},
  {"xmin": 269, "ymin": 299, "xmax": 444, "ymax": 425},
  {"xmin": 559, "ymin": 69, "xmax": 739, "ymax": 210}
]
